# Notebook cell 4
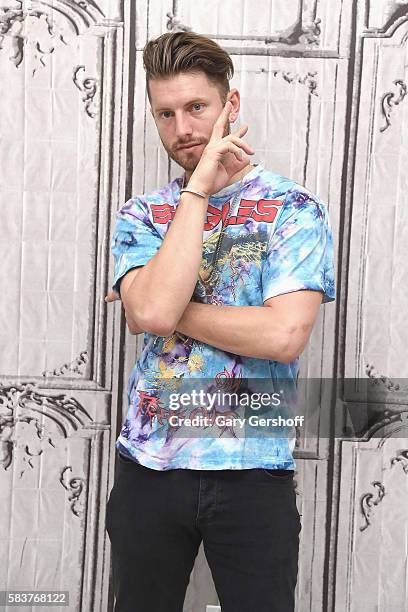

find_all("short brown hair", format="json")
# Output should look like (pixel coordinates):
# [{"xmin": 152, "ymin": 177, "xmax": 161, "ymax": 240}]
[{"xmin": 143, "ymin": 31, "xmax": 234, "ymax": 103}]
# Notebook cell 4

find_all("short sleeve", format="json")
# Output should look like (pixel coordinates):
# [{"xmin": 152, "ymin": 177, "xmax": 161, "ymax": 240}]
[
  {"xmin": 111, "ymin": 197, "xmax": 163, "ymax": 295},
  {"xmin": 261, "ymin": 185, "xmax": 336, "ymax": 304}
]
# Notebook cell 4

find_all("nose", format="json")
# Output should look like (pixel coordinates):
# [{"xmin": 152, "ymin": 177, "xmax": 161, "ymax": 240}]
[{"xmin": 174, "ymin": 111, "xmax": 193, "ymax": 140}]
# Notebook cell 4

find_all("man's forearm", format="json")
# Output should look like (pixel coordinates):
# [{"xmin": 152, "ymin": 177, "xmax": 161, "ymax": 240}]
[
  {"xmin": 125, "ymin": 192, "xmax": 208, "ymax": 336},
  {"xmin": 175, "ymin": 302, "xmax": 293, "ymax": 363}
]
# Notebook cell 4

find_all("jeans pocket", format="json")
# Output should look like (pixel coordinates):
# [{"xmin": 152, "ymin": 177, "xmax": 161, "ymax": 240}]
[{"xmin": 261, "ymin": 468, "xmax": 294, "ymax": 481}]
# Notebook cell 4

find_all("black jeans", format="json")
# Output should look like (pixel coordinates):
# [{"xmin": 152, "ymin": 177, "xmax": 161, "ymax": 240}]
[{"xmin": 106, "ymin": 452, "xmax": 301, "ymax": 612}]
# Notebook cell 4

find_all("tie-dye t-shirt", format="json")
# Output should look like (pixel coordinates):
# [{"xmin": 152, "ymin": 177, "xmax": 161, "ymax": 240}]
[{"xmin": 111, "ymin": 163, "xmax": 335, "ymax": 471}]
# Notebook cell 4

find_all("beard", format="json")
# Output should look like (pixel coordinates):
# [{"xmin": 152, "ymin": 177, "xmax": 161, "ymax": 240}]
[
  {"xmin": 167, "ymin": 142, "xmax": 206, "ymax": 171},
  {"xmin": 161, "ymin": 122, "xmax": 231, "ymax": 171}
]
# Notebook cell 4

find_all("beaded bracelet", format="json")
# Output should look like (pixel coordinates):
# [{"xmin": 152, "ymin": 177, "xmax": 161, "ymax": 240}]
[{"xmin": 179, "ymin": 187, "xmax": 208, "ymax": 199}]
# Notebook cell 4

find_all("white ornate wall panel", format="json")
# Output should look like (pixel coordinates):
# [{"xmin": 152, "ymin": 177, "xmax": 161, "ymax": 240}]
[
  {"xmin": 366, "ymin": 0, "xmax": 408, "ymax": 31},
  {"xmin": 0, "ymin": 1, "xmax": 126, "ymax": 610},
  {"xmin": 142, "ymin": 0, "xmax": 353, "ymax": 56},
  {"xmin": 331, "ymin": 2, "xmax": 408, "ymax": 611},
  {"xmin": 0, "ymin": 382, "xmax": 111, "ymax": 610},
  {"xmin": 334, "ymin": 432, "xmax": 408, "ymax": 611},
  {"xmin": 2, "ymin": 0, "xmax": 408, "ymax": 610},
  {"xmin": 0, "ymin": 1, "xmax": 122, "ymax": 385},
  {"xmin": 344, "ymin": 17, "xmax": 408, "ymax": 381}
]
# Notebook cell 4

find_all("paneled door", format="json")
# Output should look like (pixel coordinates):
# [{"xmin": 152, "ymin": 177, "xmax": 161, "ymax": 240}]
[
  {"xmin": 0, "ymin": 1, "xmax": 126, "ymax": 610},
  {"xmin": 333, "ymin": 2, "xmax": 408, "ymax": 611}
]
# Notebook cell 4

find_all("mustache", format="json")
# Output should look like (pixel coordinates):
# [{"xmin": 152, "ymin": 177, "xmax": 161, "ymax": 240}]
[{"xmin": 176, "ymin": 141, "xmax": 206, "ymax": 150}]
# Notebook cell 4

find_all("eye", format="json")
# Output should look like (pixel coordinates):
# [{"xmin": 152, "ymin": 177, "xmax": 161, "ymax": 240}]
[
  {"xmin": 159, "ymin": 111, "xmax": 172, "ymax": 119},
  {"xmin": 191, "ymin": 103, "xmax": 204, "ymax": 112}
]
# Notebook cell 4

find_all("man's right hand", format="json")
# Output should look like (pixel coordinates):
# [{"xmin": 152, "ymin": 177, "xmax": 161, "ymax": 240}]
[{"xmin": 187, "ymin": 100, "xmax": 255, "ymax": 196}]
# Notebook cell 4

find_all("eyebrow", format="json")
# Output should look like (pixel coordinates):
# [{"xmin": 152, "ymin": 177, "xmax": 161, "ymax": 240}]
[{"xmin": 154, "ymin": 99, "xmax": 208, "ymax": 113}]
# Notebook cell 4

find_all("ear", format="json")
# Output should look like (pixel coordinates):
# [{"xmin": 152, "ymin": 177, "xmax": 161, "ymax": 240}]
[{"xmin": 227, "ymin": 88, "xmax": 240, "ymax": 122}]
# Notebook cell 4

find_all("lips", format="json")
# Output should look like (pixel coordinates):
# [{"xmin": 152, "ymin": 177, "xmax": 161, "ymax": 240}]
[{"xmin": 178, "ymin": 143, "xmax": 202, "ymax": 150}]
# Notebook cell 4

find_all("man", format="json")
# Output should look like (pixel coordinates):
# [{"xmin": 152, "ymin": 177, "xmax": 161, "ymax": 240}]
[{"xmin": 105, "ymin": 31, "xmax": 335, "ymax": 612}]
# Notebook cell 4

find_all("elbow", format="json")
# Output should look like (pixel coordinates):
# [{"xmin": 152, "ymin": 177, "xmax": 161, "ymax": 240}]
[
  {"xmin": 123, "ymin": 307, "xmax": 146, "ymax": 335},
  {"xmin": 276, "ymin": 333, "xmax": 300, "ymax": 365},
  {"xmin": 148, "ymin": 320, "xmax": 176, "ymax": 337},
  {"xmin": 134, "ymin": 307, "xmax": 176, "ymax": 338},
  {"xmin": 278, "ymin": 328, "xmax": 311, "ymax": 364}
]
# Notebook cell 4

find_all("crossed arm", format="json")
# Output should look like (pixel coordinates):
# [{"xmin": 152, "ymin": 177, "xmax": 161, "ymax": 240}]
[
  {"xmin": 117, "ymin": 267, "xmax": 323, "ymax": 364},
  {"xmin": 109, "ymin": 102, "xmax": 325, "ymax": 363}
]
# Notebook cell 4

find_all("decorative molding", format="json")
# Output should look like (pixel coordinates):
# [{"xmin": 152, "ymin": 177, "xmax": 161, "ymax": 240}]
[
  {"xmin": 384, "ymin": 0, "xmax": 408, "ymax": 25},
  {"xmin": 364, "ymin": 2, "xmax": 408, "ymax": 36},
  {"xmin": 268, "ymin": 69, "xmax": 319, "ymax": 96},
  {"xmin": 60, "ymin": 466, "xmax": 86, "ymax": 517},
  {"xmin": 365, "ymin": 363, "xmax": 405, "ymax": 391},
  {"xmin": 362, "ymin": 411, "xmax": 408, "ymax": 441},
  {"xmin": 74, "ymin": 0, "xmax": 102, "ymax": 14},
  {"xmin": 0, "ymin": 0, "xmax": 104, "ymax": 73},
  {"xmin": 348, "ymin": 368, "xmax": 408, "ymax": 439},
  {"xmin": 0, "ymin": 381, "xmax": 93, "ymax": 473},
  {"xmin": 379, "ymin": 79, "xmax": 407, "ymax": 132},
  {"xmin": 360, "ymin": 448, "xmax": 408, "ymax": 531},
  {"xmin": 359, "ymin": 481, "xmax": 385, "ymax": 532},
  {"xmin": 30, "ymin": 0, "xmax": 105, "ymax": 29},
  {"xmin": 73, "ymin": 65, "xmax": 98, "ymax": 117},
  {"xmin": 264, "ymin": 17, "xmax": 321, "ymax": 47},
  {"xmin": 0, "ymin": 1, "xmax": 67, "ymax": 72},
  {"xmin": 166, "ymin": 4, "xmax": 321, "ymax": 47},
  {"xmin": 166, "ymin": 11, "xmax": 191, "ymax": 33},
  {"xmin": 0, "ymin": 3, "xmax": 25, "ymax": 66},
  {"xmin": 42, "ymin": 350, "xmax": 89, "ymax": 378},
  {"xmin": 390, "ymin": 448, "xmax": 408, "ymax": 473}
]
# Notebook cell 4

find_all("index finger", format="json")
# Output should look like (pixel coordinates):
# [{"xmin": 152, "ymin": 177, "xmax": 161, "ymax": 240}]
[{"xmin": 209, "ymin": 100, "xmax": 232, "ymax": 141}]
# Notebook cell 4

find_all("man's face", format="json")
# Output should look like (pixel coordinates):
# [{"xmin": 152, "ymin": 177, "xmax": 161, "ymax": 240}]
[{"xmin": 149, "ymin": 71, "xmax": 233, "ymax": 173}]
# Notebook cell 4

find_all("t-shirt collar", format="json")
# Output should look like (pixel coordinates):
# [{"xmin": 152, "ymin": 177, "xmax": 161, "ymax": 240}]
[{"xmin": 210, "ymin": 163, "xmax": 263, "ymax": 201}]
